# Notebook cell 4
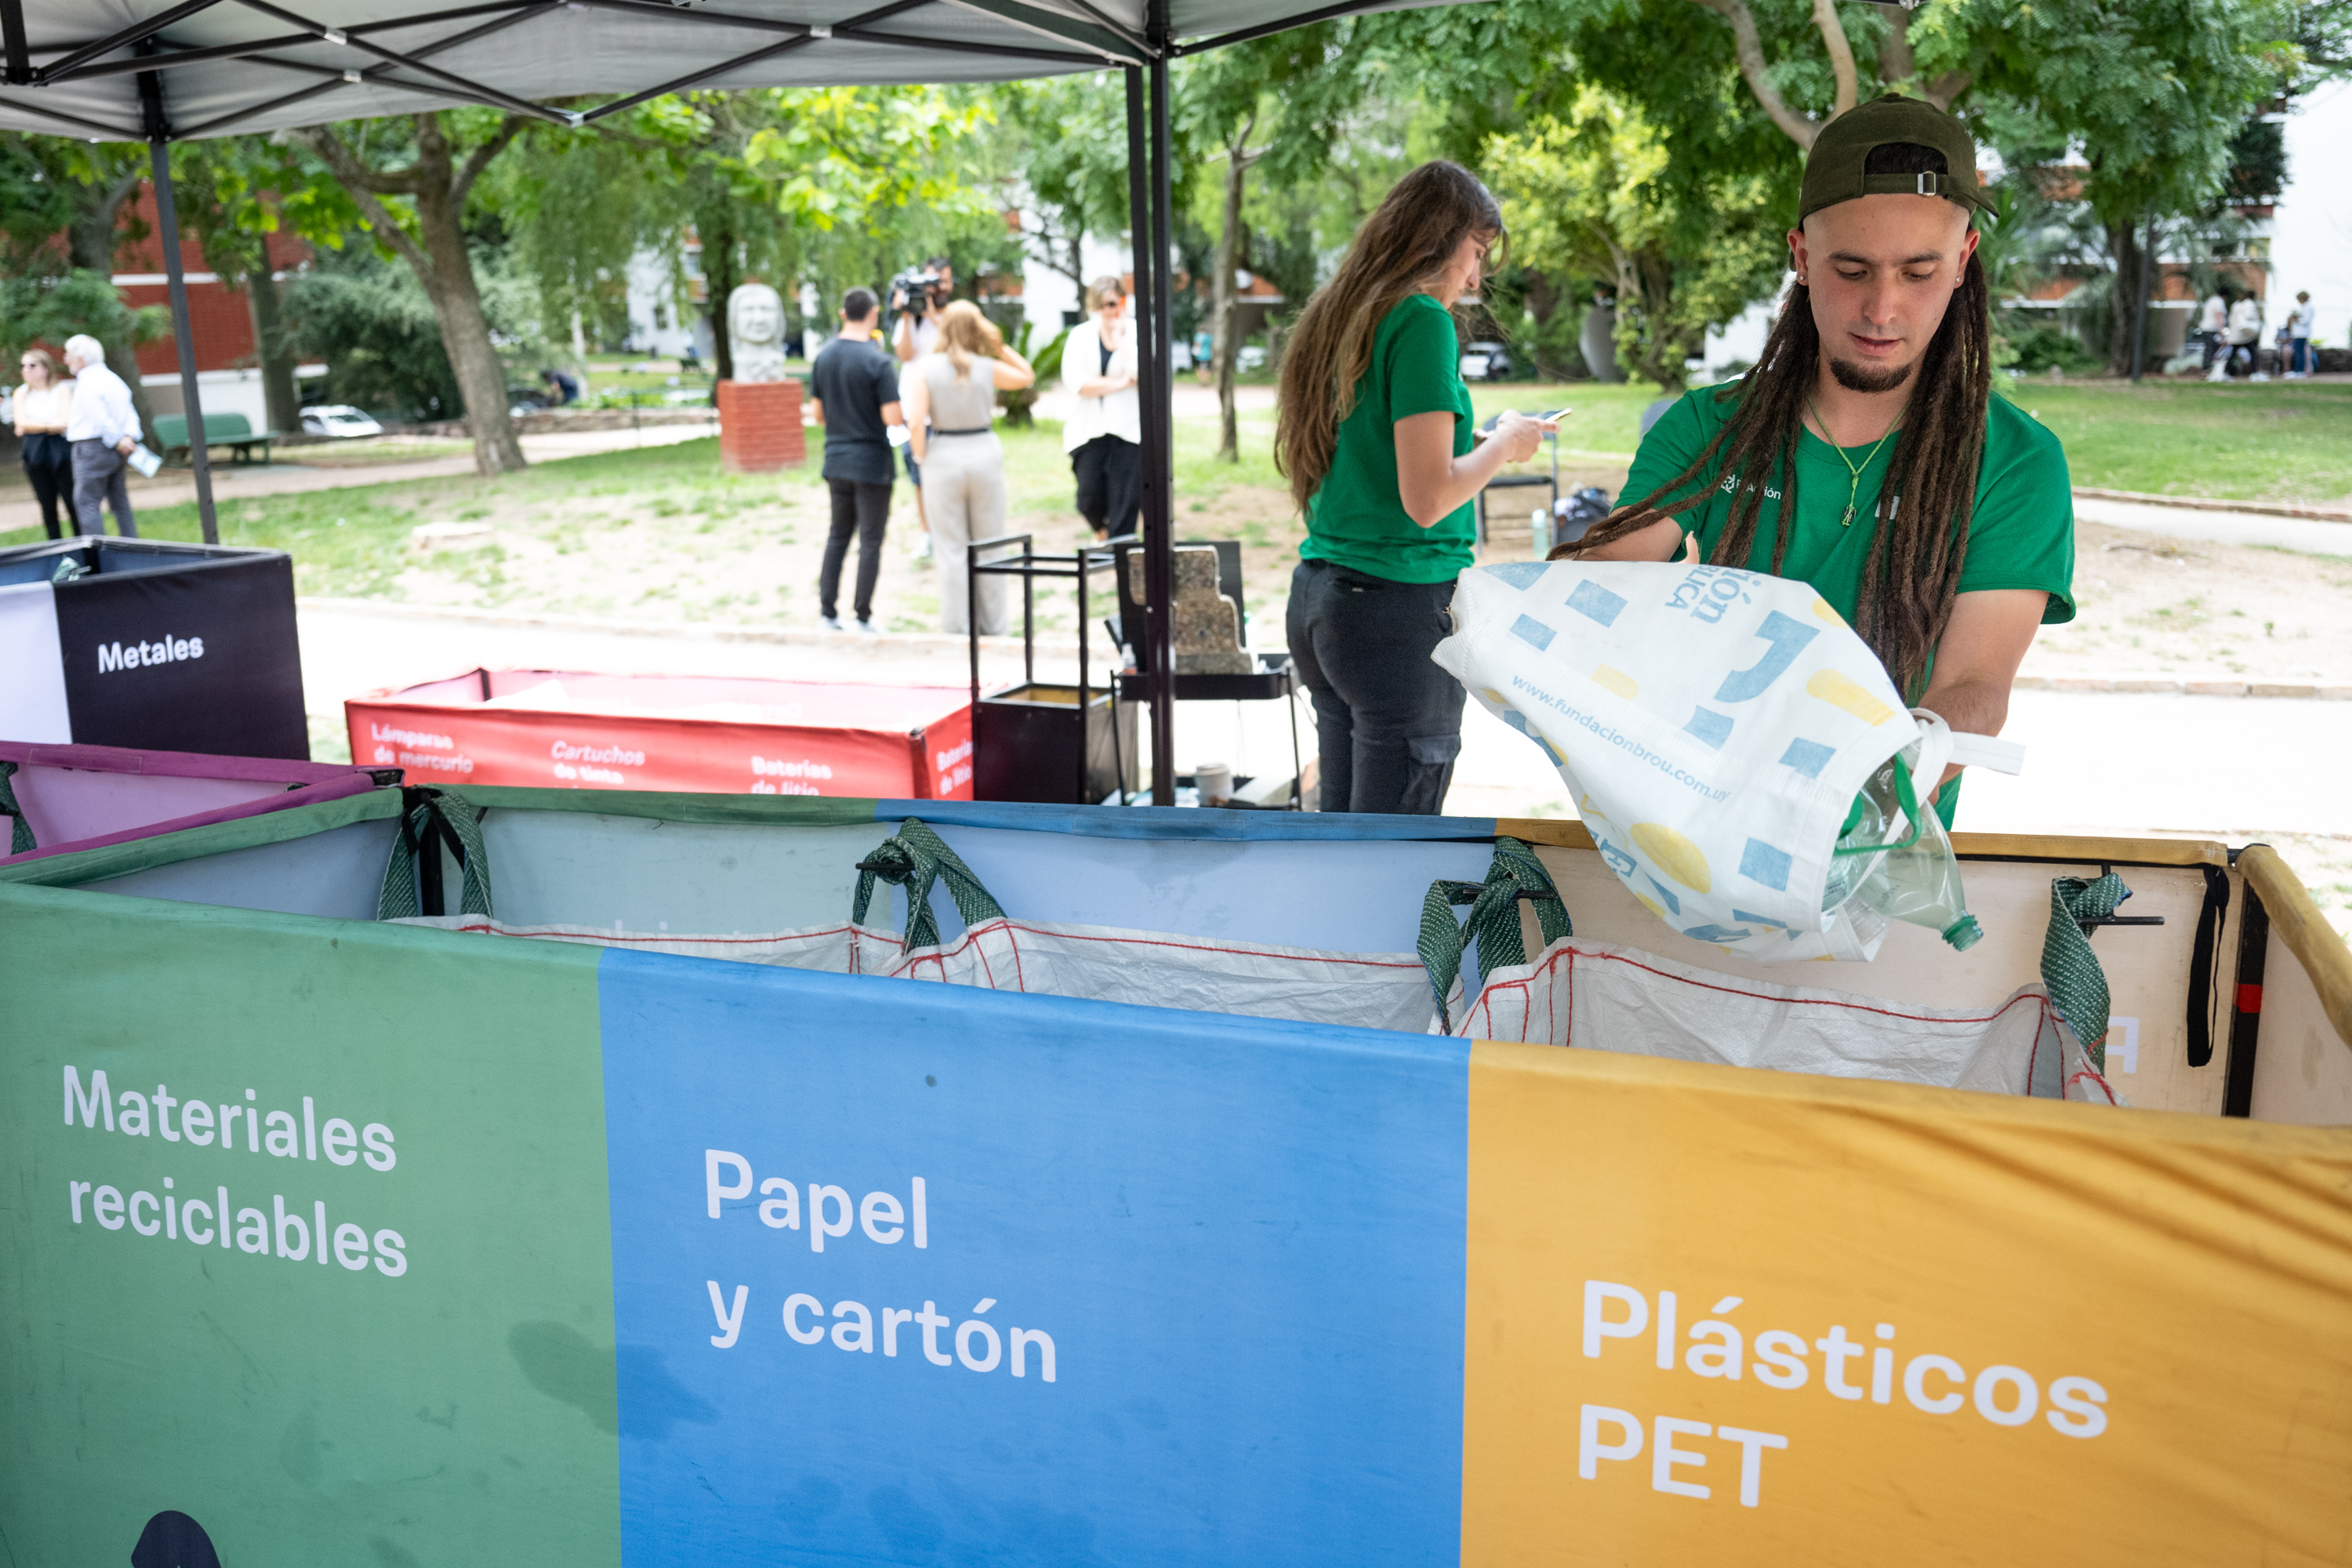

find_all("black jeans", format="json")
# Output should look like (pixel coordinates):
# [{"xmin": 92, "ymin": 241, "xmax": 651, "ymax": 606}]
[
  {"xmin": 819, "ymin": 478, "xmax": 893, "ymax": 620},
  {"xmin": 1071, "ymin": 434, "xmax": 1141, "ymax": 539},
  {"xmin": 1285, "ymin": 558, "xmax": 1465, "ymax": 815},
  {"xmin": 20, "ymin": 433, "xmax": 71, "ymax": 539}
]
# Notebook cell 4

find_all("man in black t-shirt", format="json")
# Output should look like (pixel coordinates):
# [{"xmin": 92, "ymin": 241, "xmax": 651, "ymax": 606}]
[{"xmin": 809, "ymin": 288, "xmax": 905, "ymax": 632}]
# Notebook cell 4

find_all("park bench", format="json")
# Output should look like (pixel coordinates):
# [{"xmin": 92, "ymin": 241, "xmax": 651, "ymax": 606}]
[{"xmin": 152, "ymin": 411, "xmax": 278, "ymax": 466}]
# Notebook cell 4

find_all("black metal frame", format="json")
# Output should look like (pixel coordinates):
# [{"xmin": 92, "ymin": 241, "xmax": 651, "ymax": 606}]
[
  {"xmin": 2, "ymin": 0, "xmax": 1361, "ymax": 797},
  {"xmin": 966, "ymin": 532, "xmax": 1126, "ymax": 805}
]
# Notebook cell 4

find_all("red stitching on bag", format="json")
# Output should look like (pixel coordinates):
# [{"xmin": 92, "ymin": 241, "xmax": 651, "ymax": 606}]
[
  {"xmin": 980, "ymin": 920, "xmax": 1425, "ymax": 969},
  {"xmin": 1570, "ymin": 945, "xmax": 2040, "ymax": 1025}
]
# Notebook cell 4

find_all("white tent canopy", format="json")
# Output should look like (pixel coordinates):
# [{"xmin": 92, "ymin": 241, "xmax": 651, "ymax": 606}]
[{"xmin": 0, "ymin": 0, "xmax": 1388, "ymax": 140}]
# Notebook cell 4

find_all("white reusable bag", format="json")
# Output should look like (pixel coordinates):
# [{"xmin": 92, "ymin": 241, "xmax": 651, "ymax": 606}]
[
  {"xmin": 398, "ymin": 819, "xmax": 1439, "ymax": 1033},
  {"xmin": 1450, "ymin": 934, "xmax": 2123, "ymax": 1104},
  {"xmin": 1434, "ymin": 560, "xmax": 1924, "ymax": 962}
]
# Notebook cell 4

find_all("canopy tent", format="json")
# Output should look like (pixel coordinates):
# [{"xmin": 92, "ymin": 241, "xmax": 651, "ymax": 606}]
[{"xmin": 0, "ymin": 0, "xmax": 1410, "ymax": 801}]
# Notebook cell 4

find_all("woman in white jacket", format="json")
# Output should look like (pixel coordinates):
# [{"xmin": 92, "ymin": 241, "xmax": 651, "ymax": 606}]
[{"xmin": 1061, "ymin": 276, "xmax": 1142, "ymax": 540}]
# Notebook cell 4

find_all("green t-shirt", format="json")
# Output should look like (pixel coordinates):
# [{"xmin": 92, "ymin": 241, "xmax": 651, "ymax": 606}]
[
  {"xmin": 1299, "ymin": 292, "xmax": 1476, "ymax": 584},
  {"xmin": 1624, "ymin": 383, "xmax": 2076, "ymax": 822}
]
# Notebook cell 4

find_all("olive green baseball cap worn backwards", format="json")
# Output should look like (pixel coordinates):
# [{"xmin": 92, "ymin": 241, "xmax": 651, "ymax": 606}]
[{"xmin": 1798, "ymin": 93, "xmax": 1996, "ymax": 223}]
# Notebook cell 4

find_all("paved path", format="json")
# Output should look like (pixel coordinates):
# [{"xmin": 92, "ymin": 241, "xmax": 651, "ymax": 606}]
[
  {"xmin": 0, "ymin": 419, "xmax": 717, "ymax": 534},
  {"xmin": 2073, "ymin": 493, "xmax": 2352, "ymax": 555}
]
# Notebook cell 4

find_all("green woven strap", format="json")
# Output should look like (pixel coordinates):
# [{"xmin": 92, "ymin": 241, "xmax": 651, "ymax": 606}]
[
  {"xmin": 1421, "ymin": 836, "xmax": 1571, "ymax": 1033},
  {"xmin": 0, "ymin": 761, "xmax": 34, "ymax": 857},
  {"xmin": 376, "ymin": 790, "xmax": 494, "ymax": 920},
  {"xmin": 2042, "ymin": 872, "xmax": 2129, "ymax": 1072},
  {"xmin": 852, "ymin": 818, "xmax": 1008, "ymax": 952}
]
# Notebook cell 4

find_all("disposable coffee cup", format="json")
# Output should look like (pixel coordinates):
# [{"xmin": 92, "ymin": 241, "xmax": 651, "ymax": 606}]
[{"xmin": 1196, "ymin": 762, "xmax": 1233, "ymax": 804}]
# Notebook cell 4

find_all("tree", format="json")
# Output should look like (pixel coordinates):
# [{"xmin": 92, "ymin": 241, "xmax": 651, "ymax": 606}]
[
  {"xmin": 294, "ymin": 111, "xmax": 532, "ymax": 474},
  {"xmin": 0, "ymin": 134, "xmax": 165, "ymax": 434},
  {"xmin": 1000, "ymin": 74, "xmax": 1134, "ymax": 294},
  {"xmin": 170, "ymin": 137, "xmax": 361, "ymax": 435},
  {"xmin": 1488, "ymin": 84, "xmax": 1789, "ymax": 390},
  {"xmin": 615, "ymin": 86, "xmax": 992, "ymax": 383},
  {"xmin": 1673, "ymin": 0, "xmax": 2297, "ymax": 373},
  {"xmin": 1178, "ymin": 23, "xmax": 1371, "ymax": 459}
]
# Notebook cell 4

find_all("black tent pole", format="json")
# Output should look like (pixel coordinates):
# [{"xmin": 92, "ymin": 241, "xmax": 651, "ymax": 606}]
[
  {"xmin": 138, "ymin": 64, "xmax": 219, "ymax": 545},
  {"xmin": 1124, "ymin": 63, "xmax": 1175, "ymax": 804},
  {"xmin": 1142, "ymin": 47, "xmax": 1178, "ymax": 805}
]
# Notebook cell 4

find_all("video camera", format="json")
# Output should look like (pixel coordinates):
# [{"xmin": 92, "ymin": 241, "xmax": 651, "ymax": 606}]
[{"xmin": 889, "ymin": 267, "xmax": 946, "ymax": 324}]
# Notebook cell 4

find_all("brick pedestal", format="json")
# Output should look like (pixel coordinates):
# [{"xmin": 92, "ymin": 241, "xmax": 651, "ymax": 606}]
[{"xmin": 717, "ymin": 379, "xmax": 806, "ymax": 473}]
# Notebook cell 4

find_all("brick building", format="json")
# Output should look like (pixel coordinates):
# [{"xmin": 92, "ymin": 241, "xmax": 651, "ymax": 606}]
[{"xmin": 106, "ymin": 184, "xmax": 324, "ymax": 430}]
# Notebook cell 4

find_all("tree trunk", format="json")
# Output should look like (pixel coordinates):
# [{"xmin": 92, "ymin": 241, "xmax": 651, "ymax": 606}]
[
  {"xmin": 300, "ymin": 115, "xmax": 526, "ymax": 474},
  {"xmin": 414, "ymin": 176, "xmax": 525, "ymax": 473},
  {"xmin": 1211, "ymin": 129, "xmax": 1255, "ymax": 464},
  {"xmin": 2106, "ymin": 220, "xmax": 2143, "ymax": 378},
  {"xmin": 246, "ymin": 263, "xmax": 302, "ymax": 435},
  {"xmin": 702, "ymin": 198, "xmax": 739, "ymax": 387}
]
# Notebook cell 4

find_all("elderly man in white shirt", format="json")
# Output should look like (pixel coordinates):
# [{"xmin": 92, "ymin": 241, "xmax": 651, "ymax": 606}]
[
  {"xmin": 1061, "ymin": 275, "xmax": 1143, "ymax": 540},
  {"xmin": 63, "ymin": 332, "xmax": 143, "ymax": 538}
]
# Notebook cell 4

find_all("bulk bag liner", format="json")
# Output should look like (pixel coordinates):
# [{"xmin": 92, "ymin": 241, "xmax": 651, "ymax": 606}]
[
  {"xmin": 5, "ymin": 792, "xmax": 2352, "ymax": 1566},
  {"xmin": 0, "ymin": 739, "xmax": 394, "ymax": 865},
  {"xmin": 345, "ymin": 667, "xmax": 975, "ymax": 800},
  {"xmin": 0, "ymin": 536, "xmax": 307, "ymax": 759}
]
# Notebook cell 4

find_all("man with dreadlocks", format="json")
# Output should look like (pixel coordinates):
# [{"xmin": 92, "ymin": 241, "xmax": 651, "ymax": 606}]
[{"xmin": 1562, "ymin": 95, "xmax": 2073, "ymax": 826}]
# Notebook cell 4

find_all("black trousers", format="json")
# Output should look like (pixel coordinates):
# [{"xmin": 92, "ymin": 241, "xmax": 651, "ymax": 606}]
[
  {"xmin": 20, "ymin": 434, "xmax": 71, "ymax": 539},
  {"xmin": 1284, "ymin": 558, "xmax": 1465, "ymax": 815},
  {"xmin": 1071, "ymin": 434, "xmax": 1142, "ymax": 539},
  {"xmin": 819, "ymin": 478, "xmax": 893, "ymax": 620}
]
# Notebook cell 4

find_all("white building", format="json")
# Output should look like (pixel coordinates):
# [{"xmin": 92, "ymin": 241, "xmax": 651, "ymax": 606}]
[{"xmin": 622, "ymin": 245, "xmax": 713, "ymax": 362}]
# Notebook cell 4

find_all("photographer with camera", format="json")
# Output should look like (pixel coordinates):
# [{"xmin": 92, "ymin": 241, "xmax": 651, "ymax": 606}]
[
  {"xmin": 890, "ymin": 258, "xmax": 956, "ymax": 365},
  {"xmin": 890, "ymin": 256, "xmax": 955, "ymax": 549}
]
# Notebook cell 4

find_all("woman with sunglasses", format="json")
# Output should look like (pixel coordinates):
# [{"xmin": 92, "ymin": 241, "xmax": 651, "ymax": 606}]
[
  {"xmin": 13, "ymin": 348, "xmax": 74, "ymax": 540},
  {"xmin": 1275, "ymin": 161, "xmax": 1552, "ymax": 814}
]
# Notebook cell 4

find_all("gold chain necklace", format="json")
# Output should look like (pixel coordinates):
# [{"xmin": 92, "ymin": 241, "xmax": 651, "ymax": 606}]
[{"xmin": 1806, "ymin": 397, "xmax": 1902, "ymax": 527}]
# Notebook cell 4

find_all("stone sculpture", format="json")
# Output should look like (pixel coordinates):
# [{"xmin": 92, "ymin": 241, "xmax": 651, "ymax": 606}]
[
  {"xmin": 1128, "ymin": 546, "xmax": 1252, "ymax": 675},
  {"xmin": 727, "ymin": 282, "xmax": 789, "ymax": 384}
]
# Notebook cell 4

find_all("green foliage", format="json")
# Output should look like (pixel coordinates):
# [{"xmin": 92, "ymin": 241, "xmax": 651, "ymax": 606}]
[
  {"xmin": 1486, "ymin": 83, "xmax": 1789, "ymax": 390},
  {"xmin": 281, "ymin": 246, "xmax": 549, "ymax": 420},
  {"xmin": 281, "ymin": 249, "xmax": 459, "ymax": 420},
  {"xmin": 0, "ymin": 269, "xmax": 165, "ymax": 364},
  {"xmin": 2004, "ymin": 323, "xmax": 2101, "ymax": 374},
  {"xmin": 1000, "ymin": 73, "xmax": 1135, "ymax": 291}
]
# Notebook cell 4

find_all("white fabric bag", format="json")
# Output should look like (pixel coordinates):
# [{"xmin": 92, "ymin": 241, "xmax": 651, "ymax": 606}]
[
  {"xmin": 1434, "ymin": 560, "xmax": 1924, "ymax": 963},
  {"xmin": 1452, "ymin": 934, "xmax": 2123, "ymax": 1104},
  {"xmin": 397, "ymin": 819, "xmax": 1437, "ymax": 1033}
]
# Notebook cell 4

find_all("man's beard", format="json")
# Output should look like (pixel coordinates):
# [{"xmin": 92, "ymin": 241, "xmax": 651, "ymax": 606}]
[{"xmin": 1828, "ymin": 354, "xmax": 1915, "ymax": 394}]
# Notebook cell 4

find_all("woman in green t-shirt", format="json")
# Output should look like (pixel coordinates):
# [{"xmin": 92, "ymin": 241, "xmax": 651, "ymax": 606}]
[{"xmin": 1276, "ymin": 162, "xmax": 1552, "ymax": 814}]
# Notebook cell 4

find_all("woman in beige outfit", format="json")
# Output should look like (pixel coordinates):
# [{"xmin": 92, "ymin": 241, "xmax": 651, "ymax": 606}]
[{"xmin": 906, "ymin": 302, "xmax": 1034, "ymax": 636}]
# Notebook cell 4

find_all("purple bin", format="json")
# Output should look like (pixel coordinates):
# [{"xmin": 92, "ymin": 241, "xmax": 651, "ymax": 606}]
[{"xmin": 0, "ymin": 741, "xmax": 394, "ymax": 866}]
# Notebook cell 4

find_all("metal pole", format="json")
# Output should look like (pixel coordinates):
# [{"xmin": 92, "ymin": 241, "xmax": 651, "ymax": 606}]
[
  {"xmin": 1143, "ymin": 51, "xmax": 1178, "ymax": 806},
  {"xmin": 139, "ymin": 69, "xmax": 218, "ymax": 544},
  {"xmin": 2130, "ymin": 212, "xmax": 2153, "ymax": 385},
  {"xmin": 1123, "ymin": 64, "xmax": 1176, "ymax": 804}
]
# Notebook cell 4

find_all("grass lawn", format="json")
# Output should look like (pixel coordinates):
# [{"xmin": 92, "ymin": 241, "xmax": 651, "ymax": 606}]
[{"xmin": 1461, "ymin": 374, "xmax": 2352, "ymax": 506}]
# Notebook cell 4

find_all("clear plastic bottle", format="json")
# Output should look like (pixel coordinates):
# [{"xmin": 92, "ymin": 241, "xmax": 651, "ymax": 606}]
[{"xmin": 1825, "ymin": 751, "xmax": 1983, "ymax": 950}]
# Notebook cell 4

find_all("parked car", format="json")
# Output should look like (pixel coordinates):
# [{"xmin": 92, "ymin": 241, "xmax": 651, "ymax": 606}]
[
  {"xmin": 298, "ymin": 405, "xmax": 384, "ymax": 439},
  {"xmin": 1236, "ymin": 343, "xmax": 1268, "ymax": 372},
  {"xmin": 1459, "ymin": 340, "xmax": 1515, "ymax": 381}
]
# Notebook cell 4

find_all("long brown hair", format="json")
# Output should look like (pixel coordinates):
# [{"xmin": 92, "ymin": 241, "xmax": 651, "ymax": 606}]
[
  {"xmin": 1276, "ymin": 160, "xmax": 1503, "ymax": 514},
  {"xmin": 1560, "ymin": 169, "xmax": 1992, "ymax": 699},
  {"xmin": 937, "ymin": 299, "xmax": 1004, "ymax": 380}
]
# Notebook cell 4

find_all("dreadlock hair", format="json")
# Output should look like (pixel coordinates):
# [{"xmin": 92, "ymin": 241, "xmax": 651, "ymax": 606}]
[
  {"xmin": 1276, "ymin": 161, "xmax": 1504, "ymax": 515},
  {"xmin": 1555, "ymin": 142, "xmax": 1993, "ymax": 701}
]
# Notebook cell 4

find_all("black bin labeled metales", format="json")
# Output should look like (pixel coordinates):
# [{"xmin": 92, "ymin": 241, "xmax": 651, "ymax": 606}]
[{"xmin": 0, "ymin": 537, "xmax": 307, "ymax": 759}]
